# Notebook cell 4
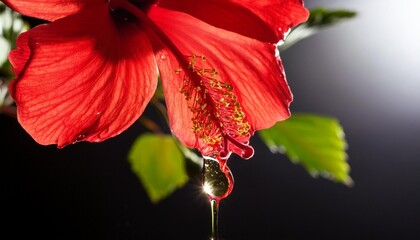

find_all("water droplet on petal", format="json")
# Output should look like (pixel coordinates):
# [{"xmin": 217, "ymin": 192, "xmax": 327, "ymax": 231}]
[
  {"xmin": 160, "ymin": 54, "xmax": 167, "ymax": 60},
  {"xmin": 72, "ymin": 134, "xmax": 86, "ymax": 144}
]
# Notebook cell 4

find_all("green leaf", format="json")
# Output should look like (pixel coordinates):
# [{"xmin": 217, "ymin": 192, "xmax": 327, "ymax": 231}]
[
  {"xmin": 128, "ymin": 134, "xmax": 189, "ymax": 203},
  {"xmin": 279, "ymin": 7, "xmax": 357, "ymax": 51},
  {"xmin": 306, "ymin": 8, "xmax": 357, "ymax": 27},
  {"xmin": 259, "ymin": 113, "xmax": 352, "ymax": 186}
]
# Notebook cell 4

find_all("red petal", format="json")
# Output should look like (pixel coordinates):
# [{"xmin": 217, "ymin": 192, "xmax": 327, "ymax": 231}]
[
  {"xmin": 8, "ymin": 30, "xmax": 30, "ymax": 77},
  {"xmin": 158, "ymin": 0, "xmax": 309, "ymax": 43},
  {"xmin": 2, "ymin": 0, "xmax": 103, "ymax": 21},
  {"xmin": 149, "ymin": 7, "xmax": 292, "ymax": 156},
  {"xmin": 9, "ymin": 5, "xmax": 158, "ymax": 147}
]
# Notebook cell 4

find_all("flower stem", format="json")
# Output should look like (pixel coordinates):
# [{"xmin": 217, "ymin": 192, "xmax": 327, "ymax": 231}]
[{"xmin": 138, "ymin": 116, "xmax": 163, "ymax": 134}]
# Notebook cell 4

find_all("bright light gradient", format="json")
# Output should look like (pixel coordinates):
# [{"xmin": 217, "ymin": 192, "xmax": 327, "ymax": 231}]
[{"xmin": 303, "ymin": 0, "xmax": 420, "ymax": 122}]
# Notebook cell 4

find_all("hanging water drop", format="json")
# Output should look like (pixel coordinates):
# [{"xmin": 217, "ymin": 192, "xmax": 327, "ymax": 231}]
[
  {"xmin": 202, "ymin": 156, "xmax": 234, "ymax": 240},
  {"xmin": 202, "ymin": 156, "xmax": 234, "ymax": 201}
]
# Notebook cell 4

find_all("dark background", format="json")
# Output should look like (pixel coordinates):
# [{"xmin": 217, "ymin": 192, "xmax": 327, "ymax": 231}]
[{"xmin": 1, "ymin": 0, "xmax": 419, "ymax": 239}]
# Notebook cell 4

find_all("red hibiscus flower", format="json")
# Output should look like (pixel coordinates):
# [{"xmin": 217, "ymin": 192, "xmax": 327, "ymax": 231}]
[{"xmin": 4, "ymin": 0, "xmax": 308, "ymax": 159}]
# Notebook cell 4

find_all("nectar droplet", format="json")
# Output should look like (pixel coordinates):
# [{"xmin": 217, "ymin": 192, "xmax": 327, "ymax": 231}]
[
  {"xmin": 202, "ymin": 156, "xmax": 234, "ymax": 202},
  {"xmin": 202, "ymin": 156, "xmax": 234, "ymax": 240}
]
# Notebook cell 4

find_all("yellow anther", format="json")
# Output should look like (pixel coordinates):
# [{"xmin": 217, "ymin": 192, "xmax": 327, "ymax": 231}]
[
  {"xmin": 199, "ymin": 69, "xmax": 206, "ymax": 76},
  {"xmin": 224, "ymin": 82, "xmax": 233, "ymax": 91},
  {"xmin": 176, "ymin": 53, "xmax": 251, "ymax": 151}
]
